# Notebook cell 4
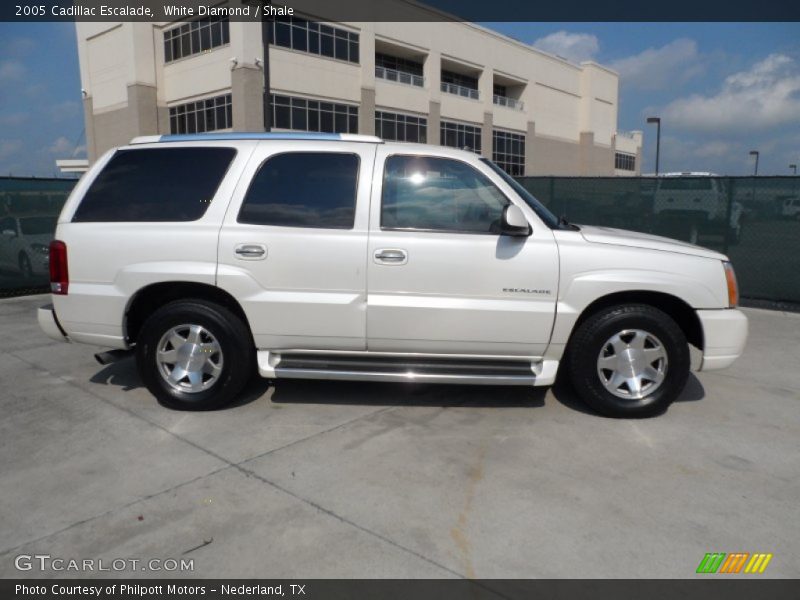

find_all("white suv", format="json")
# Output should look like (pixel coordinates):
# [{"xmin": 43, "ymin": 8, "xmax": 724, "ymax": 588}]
[{"xmin": 38, "ymin": 133, "xmax": 747, "ymax": 417}]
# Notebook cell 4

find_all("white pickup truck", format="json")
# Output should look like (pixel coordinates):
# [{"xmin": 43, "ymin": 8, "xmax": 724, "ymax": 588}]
[{"xmin": 38, "ymin": 133, "xmax": 747, "ymax": 417}]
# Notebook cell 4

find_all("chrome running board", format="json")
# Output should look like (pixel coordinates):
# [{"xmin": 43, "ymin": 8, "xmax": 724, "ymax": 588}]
[{"xmin": 256, "ymin": 351, "xmax": 559, "ymax": 386}]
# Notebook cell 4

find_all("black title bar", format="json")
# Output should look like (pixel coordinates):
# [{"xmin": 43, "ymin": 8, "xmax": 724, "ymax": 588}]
[{"xmin": 2, "ymin": 0, "xmax": 800, "ymax": 22}]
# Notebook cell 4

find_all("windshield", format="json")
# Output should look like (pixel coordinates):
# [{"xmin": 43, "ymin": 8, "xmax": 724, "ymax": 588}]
[
  {"xmin": 658, "ymin": 178, "xmax": 713, "ymax": 190},
  {"xmin": 480, "ymin": 158, "xmax": 561, "ymax": 229},
  {"xmin": 20, "ymin": 217, "xmax": 56, "ymax": 236}
]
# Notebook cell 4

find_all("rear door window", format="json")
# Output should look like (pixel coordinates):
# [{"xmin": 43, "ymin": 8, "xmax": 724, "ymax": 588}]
[
  {"xmin": 73, "ymin": 147, "xmax": 236, "ymax": 222},
  {"xmin": 238, "ymin": 152, "xmax": 360, "ymax": 229}
]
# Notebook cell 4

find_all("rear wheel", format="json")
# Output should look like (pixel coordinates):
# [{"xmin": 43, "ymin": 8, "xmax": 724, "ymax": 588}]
[
  {"xmin": 136, "ymin": 299, "xmax": 254, "ymax": 410},
  {"xmin": 567, "ymin": 304, "xmax": 690, "ymax": 417}
]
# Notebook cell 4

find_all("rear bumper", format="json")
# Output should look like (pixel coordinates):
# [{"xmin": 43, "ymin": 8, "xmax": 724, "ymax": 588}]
[
  {"xmin": 38, "ymin": 304, "xmax": 69, "ymax": 343},
  {"xmin": 696, "ymin": 308, "xmax": 748, "ymax": 371}
]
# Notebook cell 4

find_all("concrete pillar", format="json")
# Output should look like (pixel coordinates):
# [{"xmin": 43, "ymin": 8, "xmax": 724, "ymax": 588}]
[
  {"xmin": 579, "ymin": 131, "xmax": 595, "ymax": 175},
  {"xmin": 425, "ymin": 51, "xmax": 441, "ymax": 101},
  {"xmin": 128, "ymin": 84, "xmax": 159, "ymax": 136},
  {"xmin": 428, "ymin": 100, "xmax": 441, "ymax": 145},
  {"xmin": 481, "ymin": 111, "xmax": 493, "ymax": 159},
  {"xmin": 157, "ymin": 106, "xmax": 170, "ymax": 135},
  {"xmin": 359, "ymin": 87, "xmax": 376, "ymax": 135},
  {"xmin": 231, "ymin": 65, "xmax": 264, "ymax": 132},
  {"xmin": 524, "ymin": 121, "xmax": 536, "ymax": 176},
  {"xmin": 83, "ymin": 96, "xmax": 97, "ymax": 163}
]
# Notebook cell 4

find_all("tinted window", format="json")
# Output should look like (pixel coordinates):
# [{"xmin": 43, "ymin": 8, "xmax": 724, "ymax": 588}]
[
  {"xmin": 239, "ymin": 153, "xmax": 359, "ymax": 229},
  {"xmin": 73, "ymin": 148, "xmax": 236, "ymax": 222},
  {"xmin": 658, "ymin": 178, "xmax": 713, "ymax": 190},
  {"xmin": 381, "ymin": 156, "xmax": 509, "ymax": 234}
]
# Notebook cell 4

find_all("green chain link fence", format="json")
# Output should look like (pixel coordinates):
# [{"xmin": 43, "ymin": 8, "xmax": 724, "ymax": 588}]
[
  {"xmin": 517, "ymin": 176, "xmax": 800, "ymax": 306},
  {"xmin": 0, "ymin": 177, "xmax": 76, "ymax": 298},
  {"xmin": 2, "ymin": 175, "xmax": 799, "ymax": 306}
]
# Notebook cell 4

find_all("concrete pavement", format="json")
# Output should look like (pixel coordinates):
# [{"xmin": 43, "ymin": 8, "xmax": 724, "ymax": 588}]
[{"xmin": 0, "ymin": 295, "xmax": 798, "ymax": 578}]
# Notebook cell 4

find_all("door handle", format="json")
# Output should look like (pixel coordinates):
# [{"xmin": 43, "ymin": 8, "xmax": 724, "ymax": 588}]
[
  {"xmin": 234, "ymin": 244, "xmax": 267, "ymax": 260},
  {"xmin": 374, "ymin": 248, "xmax": 408, "ymax": 265}
]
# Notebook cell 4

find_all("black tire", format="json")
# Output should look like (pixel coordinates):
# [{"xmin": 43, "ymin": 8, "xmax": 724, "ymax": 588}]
[
  {"xmin": 567, "ymin": 304, "xmax": 690, "ymax": 418},
  {"xmin": 19, "ymin": 253, "xmax": 33, "ymax": 278},
  {"xmin": 136, "ymin": 299, "xmax": 254, "ymax": 410}
]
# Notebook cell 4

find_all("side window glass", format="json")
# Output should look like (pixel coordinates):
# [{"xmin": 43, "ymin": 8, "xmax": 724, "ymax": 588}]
[
  {"xmin": 73, "ymin": 148, "xmax": 236, "ymax": 222},
  {"xmin": 239, "ymin": 152, "xmax": 360, "ymax": 229},
  {"xmin": 381, "ymin": 155, "xmax": 509, "ymax": 233}
]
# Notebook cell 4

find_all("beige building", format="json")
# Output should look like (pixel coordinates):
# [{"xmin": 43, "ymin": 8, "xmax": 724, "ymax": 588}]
[{"xmin": 76, "ymin": 2, "xmax": 643, "ymax": 176}]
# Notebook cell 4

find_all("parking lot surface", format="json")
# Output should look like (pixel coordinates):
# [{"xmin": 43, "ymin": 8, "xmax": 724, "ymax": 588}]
[{"xmin": 0, "ymin": 295, "xmax": 798, "ymax": 579}]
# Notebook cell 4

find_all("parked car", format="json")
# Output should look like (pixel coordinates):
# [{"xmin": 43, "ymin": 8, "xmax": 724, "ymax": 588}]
[
  {"xmin": 780, "ymin": 196, "xmax": 800, "ymax": 220},
  {"xmin": 39, "ymin": 133, "xmax": 747, "ymax": 417},
  {"xmin": 0, "ymin": 215, "xmax": 55, "ymax": 277},
  {"xmin": 652, "ymin": 173, "xmax": 743, "ymax": 245}
]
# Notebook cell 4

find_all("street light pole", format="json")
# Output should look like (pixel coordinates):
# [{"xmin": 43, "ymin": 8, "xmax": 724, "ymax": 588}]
[
  {"xmin": 749, "ymin": 150, "xmax": 759, "ymax": 176},
  {"xmin": 646, "ymin": 117, "xmax": 661, "ymax": 175},
  {"xmin": 790, "ymin": 164, "xmax": 797, "ymax": 175}
]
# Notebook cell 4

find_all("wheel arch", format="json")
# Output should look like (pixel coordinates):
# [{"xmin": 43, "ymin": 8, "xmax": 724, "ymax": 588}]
[
  {"xmin": 569, "ymin": 290, "xmax": 704, "ymax": 351},
  {"xmin": 125, "ymin": 281, "xmax": 254, "ymax": 346}
]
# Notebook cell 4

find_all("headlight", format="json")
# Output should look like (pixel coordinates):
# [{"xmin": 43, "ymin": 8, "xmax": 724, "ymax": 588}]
[
  {"xmin": 723, "ymin": 261, "xmax": 738, "ymax": 308},
  {"xmin": 30, "ymin": 243, "xmax": 49, "ymax": 255}
]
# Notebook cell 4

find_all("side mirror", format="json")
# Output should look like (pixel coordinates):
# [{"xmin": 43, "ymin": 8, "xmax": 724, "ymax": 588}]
[{"xmin": 500, "ymin": 204, "xmax": 531, "ymax": 237}]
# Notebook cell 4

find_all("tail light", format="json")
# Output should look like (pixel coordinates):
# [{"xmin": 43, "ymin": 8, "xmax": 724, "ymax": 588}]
[
  {"xmin": 49, "ymin": 240, "xmax": 68, "ymax": 295},
  {"xmin": 723, "ymin": 261, "xmax": 738, "ymax": 308}
]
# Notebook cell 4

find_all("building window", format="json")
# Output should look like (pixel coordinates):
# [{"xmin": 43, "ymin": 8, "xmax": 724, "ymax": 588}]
[
  {"xmin": 269, "ymin": 17, "xmax": 359, "ymax": 64},
  {"xmin": 164, "ymin": 17, "xmax": 229, "ymax": 63},
  {"xmin": 169, "ymin": 94, "xmax": 232, "ymax": 134},
  {"xmin": 375, "ymin": 111, "xmax": 427, "ymax": 143},
  {"xmin": 441, "ymin": 70, "xmax": 480, "ymax": 99},
  {"xmin": 375, "ymin": 52, "xmax": 424, "ymax": 87},
  {"xmin": 271, "ymin": 94, "xmax": 358, "ymax": 134},
  {"xmin": 492, "ymin": 130, "xmax": 525, "ymax": 176},
  {"xmin": 239, "ymin": 152, "xmax": 360, "ymax": 229},
  {"xmin": 441, "ymin": 70, "xmax": 478, "ymax": 90},
  {"xmin": 376, "ymin": 53, "xmax": 423, "ymax": 76},
  {"xmin": 493, "ymin": 84, "xmax": 507, "ymax": 97},
  {"xmin": 440, "ymin": 121, "xmax": 481, "ymax": 154},
  {"xmin": 615, "ymin": 152, "xmax": 636, "ymax": 171}
]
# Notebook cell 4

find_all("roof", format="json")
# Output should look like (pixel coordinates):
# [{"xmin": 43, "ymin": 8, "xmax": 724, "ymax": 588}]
[{"xmin": 130, "ymin": 133, "xmax": 384, "ymax": 144}]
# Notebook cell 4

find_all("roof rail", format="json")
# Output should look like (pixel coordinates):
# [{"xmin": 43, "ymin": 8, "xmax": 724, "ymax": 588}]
[{"xmin": 130, "ymin": 132, "xmax": 383, "ymax": 144}]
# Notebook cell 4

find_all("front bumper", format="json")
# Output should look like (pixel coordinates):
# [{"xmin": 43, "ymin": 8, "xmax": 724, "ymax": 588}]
[
  {"xmin": 696, "ymin": 308, "xmax": 748, "ymax": 371},
  {"xmin": 38, "ymin": 304, "xmax": 69, "ymax": 343}
]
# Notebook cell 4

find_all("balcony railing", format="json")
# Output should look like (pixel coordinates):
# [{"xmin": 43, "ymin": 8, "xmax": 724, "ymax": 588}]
[
  {"xmin": 375, "ymin": 66, "xmax": 424, "ymax": 88},
  {"xmin": 440, "ymin": 81, "xmax": 479, "ymax": 100},
  {"xmin": 493, "ymin": 94, "xmax": 524, "ymax": 111}
]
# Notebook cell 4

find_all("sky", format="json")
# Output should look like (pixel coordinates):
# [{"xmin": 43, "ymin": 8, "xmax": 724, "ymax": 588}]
[{"xmin": 0, "ymin": 21, "xmax": 798, "ymax": 176}]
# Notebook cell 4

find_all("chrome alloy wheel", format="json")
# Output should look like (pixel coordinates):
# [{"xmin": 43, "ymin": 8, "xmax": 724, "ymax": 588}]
[
  {"xmin": 156, "ymin": 324, "xmax": 223, "ymax": 394},
  {"xmin": 596, "ymin": 329, "xmax": 668, "ymax": 400}
]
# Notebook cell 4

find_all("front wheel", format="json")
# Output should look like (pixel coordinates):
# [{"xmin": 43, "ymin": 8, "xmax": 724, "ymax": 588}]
[
  {"xmin": 567, "ymin": 304, "xmax": 690, "ymax": 417},
  {"xmin": 136, "ymin": 299, "xmax": 254, "ymax": 410}
]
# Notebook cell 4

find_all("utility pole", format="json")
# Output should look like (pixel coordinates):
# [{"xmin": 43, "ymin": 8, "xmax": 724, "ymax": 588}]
[{"xmin": 646, "ymin": 117, "xmax": 661, "ymax": 175}]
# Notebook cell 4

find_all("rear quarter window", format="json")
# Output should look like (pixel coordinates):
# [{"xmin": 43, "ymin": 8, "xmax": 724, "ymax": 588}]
[{"xmin": 72, "ymin": 147, "xmax": 236, "ymax": 222}]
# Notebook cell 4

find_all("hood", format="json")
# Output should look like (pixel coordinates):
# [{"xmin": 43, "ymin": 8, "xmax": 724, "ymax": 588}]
[{"xmin": 579, "ymin": 225, "xmax": 727, "ymax": 260}]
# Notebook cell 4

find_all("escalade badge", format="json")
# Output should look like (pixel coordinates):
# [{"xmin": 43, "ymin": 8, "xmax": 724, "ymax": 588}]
[{"xmin": 503, "ymin": 288, "xmax": 551, "ymax": 295}]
